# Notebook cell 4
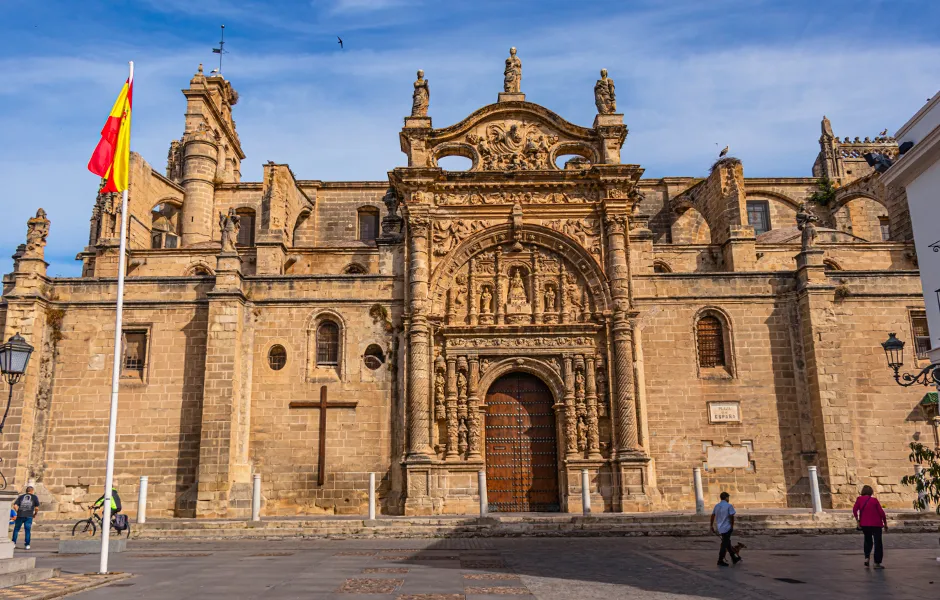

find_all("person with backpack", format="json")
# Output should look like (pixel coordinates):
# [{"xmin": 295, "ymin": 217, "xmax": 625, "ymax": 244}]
[
  {"xmin": 11, "ymin": 485, "xmax": 40, "ymax": 550},
  {"xmin": 853, "ymin": 484, "xmax": 888, "ymax": 569}
]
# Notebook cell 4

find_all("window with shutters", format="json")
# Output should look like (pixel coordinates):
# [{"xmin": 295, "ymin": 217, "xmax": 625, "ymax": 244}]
[
  {"xmin": 316, "ymin": 321, "xmax": 340, "ymax": 366},
  {"xmin": 697, "ymin": 316, "xmax": 725, "ymax": 368},
  {"xmin": 911, "ymin": 310, "xmax": 931, "ymax": 360},
  {"xmin": 122, "ymin": 330, "xmax": 148, "ymax": 379}
]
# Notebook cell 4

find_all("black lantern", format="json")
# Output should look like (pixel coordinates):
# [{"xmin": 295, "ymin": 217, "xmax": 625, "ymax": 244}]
[
  {"xmin": 0, "ymin": 332, "xmax": 34, "ymax": 434},
  {"xmin": 881, "ymin": 332, "xmax": 905, "ymax": 372}
]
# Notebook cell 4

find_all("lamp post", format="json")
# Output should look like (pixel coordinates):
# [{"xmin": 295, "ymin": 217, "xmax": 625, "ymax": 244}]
[
  {"xmin": 881, "ymin": 332, "xmax": 940, "ymax": 386},
  {"xmin": 0, "ymin": 333, "xmax": 34, "ymax": 490}
]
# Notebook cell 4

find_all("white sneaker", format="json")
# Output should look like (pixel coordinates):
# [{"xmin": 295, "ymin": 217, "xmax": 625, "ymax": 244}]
[{"xmin": 24, "ymin": 545, "xmax": 29, "ymax": 550}]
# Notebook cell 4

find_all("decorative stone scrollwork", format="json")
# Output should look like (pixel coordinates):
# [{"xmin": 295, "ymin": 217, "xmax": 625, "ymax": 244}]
[
  {"xmin": 432, "ymin": 220, "xmax": 493, "ymax": 256},
  {"xmin": 434, "ymin": 189, "xmax": 598, "ymax": 205},
  {"xmin": 467, "ymin": 122, "xmax": 558, "ymax": 171},
  {"xmin": 447, "ymin": 336, "xmax": 594, "ymax": 349}
]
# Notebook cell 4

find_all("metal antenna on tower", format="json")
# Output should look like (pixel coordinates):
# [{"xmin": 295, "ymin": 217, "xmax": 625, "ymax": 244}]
[{"xmin": 211, "ymin": 24, "xmax": 227, "ymax": 75}]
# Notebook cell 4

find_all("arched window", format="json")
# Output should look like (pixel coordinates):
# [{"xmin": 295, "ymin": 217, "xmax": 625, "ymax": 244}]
[
  {"xmin": 358, "ymin": 207, "xmax": 380, "ymax": 242},
  {"xmin": 653, "ymin": 261, "xmax": 672, "ymax": 274},
  {"xmin": 151, "ymin": 203, "xmax": 181, "ymax": 249},
  {"xmin": 696, "ymin": 316, "xmax": 726, "ymax": 368},
  {"xmin": 268, "ymin": 345, "xmax": 287, "ymax": 371},
  {"xmin": 823, "ymin": 259, "xmax": 842, "ymax": 271},
  {"xmin": 316, "ymin": 321, "xmax": 340, "ymax": 366},
  {"xmin": 236, "ymin": 208, "xmax": 256, "ymax": 247}
]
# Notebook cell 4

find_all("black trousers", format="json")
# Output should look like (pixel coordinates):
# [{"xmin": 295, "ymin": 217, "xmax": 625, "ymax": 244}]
[
  {"xmin": 862, "ymin": 526, "xmax": 883, "ymax": 563},
  {"xmin": 718, "ymin": 529, "xmax": 739, "ymax": 562}
]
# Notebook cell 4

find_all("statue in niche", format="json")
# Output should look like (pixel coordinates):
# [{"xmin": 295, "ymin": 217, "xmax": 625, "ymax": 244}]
[
  {"xmin": 453, "ymin": 274, "xmax": 467, "ymax": 313},
  {"xmin": 458, "ymin": 418, "xmax": 468, "ymax": 455},
  {"xmin": 577, "ymin": 417, "xmax": 587, "ymax": 452},
  {"xmin": 566, "ymin": 273, "xmax": 584, "ymax": 318},
  {"xmin": 796, "ymin": 202, "xmax": 819, "ymax": 251},
  {"xmin": 508, "ymin": 269, "xmax": 528, "ymax": 306},
  {"xmin": 219, "ymin": 207, "xmax": 240, "ymax": 254},
  {"xmin": 544, "ymin": 285, "xmax": 556, "ymax": 311},
  {"xmin": 434, "ymin": 370, "xmax": 445, "ymax": 416},
  {"xmin": 503, "ymin": 47, "xmax": 522, "ymax": 93},
  {"xmin": 575, "ymin": 370, "xmax": 585, "ymax": 397},
  {"xmin": 594, "ymin": 69, "xmax": 616, "ymax": 114},
  {"xmin": 480, "ymin": 286, "xmax": 493, "ymax": 314},
  {"xmin": 457, "ymin": 371, "xmax": 467, "ymax": 398},
  {"xmin": 411, "ymin": 70, "xmax": 429, "ymax": 117}
]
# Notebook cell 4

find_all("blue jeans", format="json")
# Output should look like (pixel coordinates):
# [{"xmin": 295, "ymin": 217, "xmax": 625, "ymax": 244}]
[{"xmin": 12, "ymin": 517, "xmax": 32, "ymax": 546}]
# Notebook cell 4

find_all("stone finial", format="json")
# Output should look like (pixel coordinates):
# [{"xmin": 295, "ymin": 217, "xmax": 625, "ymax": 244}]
[
  {"xmin": 219, "ymin": 207, "xmax": 240, "ymax": 254},
  {"xmin": 411, "ymin": 69, "xmax": 429, "ymax": 117},
  {"xmin": 796, "ymin": 202, "xmax": 819, "ymax": 251},
  {"xmin": 23, "ymin": 208, "xmax": 50, "ymax": 260},
  {"xmin": 503, "ymin": 47, "xmax": 522, "ymax": 93},
  {"xmin": 594, "ymin": 68, "xmax": 617, "ymax": 115}
]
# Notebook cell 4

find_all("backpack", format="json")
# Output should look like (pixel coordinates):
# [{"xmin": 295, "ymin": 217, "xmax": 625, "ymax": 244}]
[{"xmin": 113, "ymin": 513, "xmax": 129, "ymax": 531}]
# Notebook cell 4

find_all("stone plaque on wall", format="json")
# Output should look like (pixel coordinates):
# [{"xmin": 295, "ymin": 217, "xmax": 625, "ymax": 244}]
[
  {"xmin": 706, "ymin": 445, "xmax": 750, "ymax": 469},
  {"xmin": 708, "ymin": 402, "xmax": 741, "ymax": 424}
]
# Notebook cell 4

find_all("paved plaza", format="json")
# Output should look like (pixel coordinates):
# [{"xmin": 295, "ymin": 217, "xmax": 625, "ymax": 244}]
[{"xmin": 10, "ymin": 532, "xmax": 940, "ymax": 599}]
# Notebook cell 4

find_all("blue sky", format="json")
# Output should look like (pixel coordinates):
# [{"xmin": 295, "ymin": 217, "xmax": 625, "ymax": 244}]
[{"xmin": 1, "ymin": 0, "xmax": 938, "ymax": 277}]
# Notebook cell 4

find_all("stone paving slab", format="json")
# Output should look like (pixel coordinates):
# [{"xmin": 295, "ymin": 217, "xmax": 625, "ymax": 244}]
[{"xmin": 0, "ymin": 572, "xmax": 132, "ymax": 600}]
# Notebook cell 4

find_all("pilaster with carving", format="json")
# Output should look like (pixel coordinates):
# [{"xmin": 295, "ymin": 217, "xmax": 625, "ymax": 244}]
[
  {"xmin": 562, "ymin": 355, "xmax": 578, "ymax": 457},
  {"xmin": 405, "ymin": 209, "xmax": 433, "ymax": 462},
  {"xmin": 445, "ymin": 356, "xmax": 459, "ymax": 460},
  {"xmin": 494, "ymin": 247, "xmax": 504, "ymax": 325},
  {"xmin": 585, "ymin": 355, "xmax": 601, "ymax": 458},
  {"xmin": 467, "ymin": 357, "xmax": 482, "ymax": 460}
]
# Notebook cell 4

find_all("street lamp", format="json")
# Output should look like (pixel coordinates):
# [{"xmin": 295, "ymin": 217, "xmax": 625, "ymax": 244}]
[
  {"xmin": 0, "ymin": 333, "xmax": 34, "ymax": 433},
  {"xmin": 882, "ymin": 332, "xmax": 940, "ymax": 386}
]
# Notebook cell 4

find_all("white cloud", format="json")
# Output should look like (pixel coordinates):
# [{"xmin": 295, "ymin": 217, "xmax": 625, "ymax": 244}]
[{"xmin": 2, "ymin": 3, "xmax": 938, "ymax": 278}]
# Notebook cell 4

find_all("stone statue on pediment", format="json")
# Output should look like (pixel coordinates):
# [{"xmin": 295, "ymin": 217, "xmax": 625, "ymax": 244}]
[
  {"xmin": 796, "ymin": 202, "xmax": 818, "ymax": 251},
  {"xmin": 24, "ymin": 208, "xmax": 50, "ymax": 259},
  {"xmin": 411, "ymin": 70, "xmax": 429, "ymax": 117},
  {"xmin": 503, "ymin": 47, "xmax": 522, "ymax": 93},
  {"xmin": 594, "ymin": 69, "xmax": 616, "ymax": 114},
  {"xmin": 219, "ymin": 207, "xmax": 240, "ymax": 253}
]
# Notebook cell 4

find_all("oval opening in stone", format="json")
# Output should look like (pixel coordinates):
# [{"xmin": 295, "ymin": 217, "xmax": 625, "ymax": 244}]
[
  {"xmin": 363, "ymin": 344, "xmax": 386, "ymax": 370},
  {"xmin": 437, "ymin": 155, "xmax": 473, "ymax": 171},
  {"xmin": 555, "ymin": 154, "xmax": 592, "ymax": 170},
  {"xmin": 268, "ymin": 344, "xmax": 287, "ymax": 371}
]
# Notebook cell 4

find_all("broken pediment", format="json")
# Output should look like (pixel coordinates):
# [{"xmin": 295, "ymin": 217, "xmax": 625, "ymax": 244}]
[{"xmin": 402, "ymin": 102, "xmax": 623, "ymax": 172}]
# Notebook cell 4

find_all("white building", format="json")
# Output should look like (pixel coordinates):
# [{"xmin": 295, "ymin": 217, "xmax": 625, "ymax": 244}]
[{"xmin": 884, "ymin": 91, "xmax": 940, "ymax": 364}]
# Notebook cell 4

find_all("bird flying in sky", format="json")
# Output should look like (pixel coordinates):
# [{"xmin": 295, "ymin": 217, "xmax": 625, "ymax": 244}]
[{"xmin": 337, "ymin": 36, "xmax": 343, "ymax": 49}]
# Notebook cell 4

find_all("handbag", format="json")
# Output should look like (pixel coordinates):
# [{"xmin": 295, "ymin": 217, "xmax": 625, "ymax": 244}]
[{"xmin": 855, "ymin": 496, "xmax": 871, "ymax": 531}]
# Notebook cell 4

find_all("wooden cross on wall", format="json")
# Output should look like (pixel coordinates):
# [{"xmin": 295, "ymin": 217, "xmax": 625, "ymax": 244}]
[{"xmin": 289, "ymin": 385, "xmax": 357, "ymax": 486}]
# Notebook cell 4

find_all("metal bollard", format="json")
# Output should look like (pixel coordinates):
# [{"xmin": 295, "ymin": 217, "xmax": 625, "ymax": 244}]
[
  {"xmin": 251, "ymin": 474, "xmax": 261, "ymax": 522},
  {"xmin": 368, "ymin": 472, "xmax": 376, "ymax": 520},
  {"xmin": 137, "ymin": 476, "xmax": 148, "ymax": 524},
  {"xmin": 478, "ymin": 470, "xmax": 488, "ymax": 516},
  {"xmin": 581, "ymin": 469, "xmax": 591, "ymax": 514},
  {"xmin": 808, "ymin": 466, "xmax": 823, "ymax": 514},
  {"xmin": 693, "ymin": 467, "xmax": 705, "ymax": 516}
]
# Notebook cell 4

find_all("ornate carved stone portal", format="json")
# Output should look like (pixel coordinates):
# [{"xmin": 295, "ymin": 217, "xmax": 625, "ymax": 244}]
[{"xmin": 395, "ymin": 84, "xmax": 644, "ymax": 515}]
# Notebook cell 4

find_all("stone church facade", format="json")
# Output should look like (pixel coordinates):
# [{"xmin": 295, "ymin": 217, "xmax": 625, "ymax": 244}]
[{"xmin": 1, "ymin": 55, "xmax": 935, "ymax": 519}]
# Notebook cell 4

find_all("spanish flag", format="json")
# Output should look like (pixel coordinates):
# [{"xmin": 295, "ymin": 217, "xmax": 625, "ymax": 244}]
[{"xmin": 88, "ymin": 73, "xmax": 133, "ymax": 193}]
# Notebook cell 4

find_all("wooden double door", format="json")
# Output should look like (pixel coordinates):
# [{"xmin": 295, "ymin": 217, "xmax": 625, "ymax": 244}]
[{"xmin": 484, "ymin": 373, "xmax": 560, "ymax": 512}]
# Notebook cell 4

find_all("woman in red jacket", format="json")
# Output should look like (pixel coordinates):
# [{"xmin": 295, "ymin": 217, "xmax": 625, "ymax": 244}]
[{"xmin": 852, "ymin": 485, "xmax": 888, "ymax": 568}]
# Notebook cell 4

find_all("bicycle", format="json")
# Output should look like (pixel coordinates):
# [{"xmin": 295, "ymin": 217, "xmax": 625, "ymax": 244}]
[{"xmin": 71, "ymin": 505, "xmax": 131, "ymax": 539}]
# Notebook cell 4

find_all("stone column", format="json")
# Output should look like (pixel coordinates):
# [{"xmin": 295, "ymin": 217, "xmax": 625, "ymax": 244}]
[
  {"xmin": 446, "ymin": 288, "xmax": 456, "ymax": 326},
  {"xmin": 445, "ymin": 356, "xmax": 459, "ymax": 460},
  {"xmin": 585, "ymin": 356, "xmax": 601, "ymax": 458},
  {"xmin": 604, "ymin": 213, "xmax": 641, "ymax": 454},
  {"xmin": 562, "ymin": 355, "xmax": 578, "ymax": 457},
  {"xmin": 405, "ymin": 210, "xmax": 433, "ymax": 462},
  {"xmin": 494, "ymin": 247, "xmax": 504, "ymax": 325},
  {"xmin": 457, "ymin": 357, "xmax": 469, "ymax": 456},
  {"xmin": 558, "ymin": 263, "xmax": 567, "ymax": 324},
  {"xmin": 530, "ymin": 247, "xmax": 540, "ymax": 325},
  {"xmin": 181, "ymin": 127, "xmax": 219, "ymax": 247},
  {"xmin": 467, "ymin": 357, "xmax": 483, "ymax": 460},
  {"xmin": 468, "ymin": 256, "xmax": 478, "ymax": 326}
]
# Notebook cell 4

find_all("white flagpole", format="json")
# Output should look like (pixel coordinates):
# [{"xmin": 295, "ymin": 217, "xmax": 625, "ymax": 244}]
[{"xmin": 99, "ymin": 60, "xmax": 133, "ymax": 575}]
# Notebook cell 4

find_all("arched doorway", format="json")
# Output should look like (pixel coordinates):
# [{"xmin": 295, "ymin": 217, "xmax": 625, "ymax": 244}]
[{"xmin": 485, "ymin": 372, "xmax": 559, "ymax": 512}]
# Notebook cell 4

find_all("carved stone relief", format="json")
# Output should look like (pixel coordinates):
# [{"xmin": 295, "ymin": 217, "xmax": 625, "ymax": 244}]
[
  {"xmin": 432, "ymin": 220, "xmax": 494, "ymax": 256},
  {"xmin": 467, "ymin": 122, "xmax": 558, "ymax": 171},
  {"xmin": 434, "ymin": 189, "xmax": 599, "ymax": 206}
]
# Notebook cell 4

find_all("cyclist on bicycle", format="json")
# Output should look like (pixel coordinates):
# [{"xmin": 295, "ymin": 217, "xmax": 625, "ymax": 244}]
[{"xmin": 92, "ymin": 486, "xmax": 122, "ymax": 516}]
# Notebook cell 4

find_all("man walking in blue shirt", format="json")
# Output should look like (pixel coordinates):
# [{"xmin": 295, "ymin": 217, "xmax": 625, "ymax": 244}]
[{"xmin": 710, "ymin": 491, "xmax": 741, "ymax": 567}]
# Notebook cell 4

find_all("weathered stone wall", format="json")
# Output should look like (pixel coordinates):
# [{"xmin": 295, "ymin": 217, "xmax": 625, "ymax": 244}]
[{"xmin": 309, "ymin": 184, "xmax": 387, "ymax": 246}]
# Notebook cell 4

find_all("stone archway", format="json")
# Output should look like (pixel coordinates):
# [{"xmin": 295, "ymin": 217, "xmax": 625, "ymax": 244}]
[{"xmin": 484, "ymin": 372, "xmax": 560, "ymax": 512}]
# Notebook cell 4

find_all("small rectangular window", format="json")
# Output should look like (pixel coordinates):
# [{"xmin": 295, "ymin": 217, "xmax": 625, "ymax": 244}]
[
  {"xmin": 911, "ymin": 311, "xmax": 931, "ymax": 359},
  {"xmin": 879, "ymin": 217, "xmax": 890, "ymax": 241},
  {"xmin": 236, "ymin": 213, "xmax": 255, "ymax": 247},
  {"xmin": 122, "ymin": 330, "xmax": 148, "ymax": 378},
  {"xmin": 359, "ymin": 210, "xmax": 379, "ymax": 242},
  {"xmin": 746, "ymin": 201, "xmax": 770, "ymax": 236}
]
